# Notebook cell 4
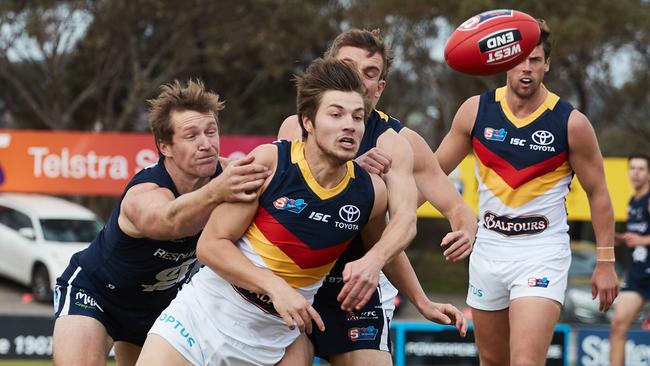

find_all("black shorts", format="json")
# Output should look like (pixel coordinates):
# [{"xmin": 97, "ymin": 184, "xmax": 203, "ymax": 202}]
[
  {"xmin": 54, "ymin": 267, "xmax": 168, "ymax": 346},
  {"xmin": 309, "ymin": 243, "xmax": 393, "ymax": 359},
  {"xmin": 621, "ymin": 275, "xmax": 650, "ymax": 300}
]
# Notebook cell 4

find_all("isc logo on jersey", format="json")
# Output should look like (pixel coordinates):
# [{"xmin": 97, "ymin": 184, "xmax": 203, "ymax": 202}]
[
  {"xmin": 308, "ymin": 211, "xmax": 331, "ymax": 223},
  {"xmin": 479, "ymin": 29, "xmax": 523, "ymax": 65}
]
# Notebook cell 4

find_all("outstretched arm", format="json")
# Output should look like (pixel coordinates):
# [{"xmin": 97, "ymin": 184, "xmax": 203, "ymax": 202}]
[
  {"xmin": 337, "ymin": 132, "xmax": 418, "ymax": 311},
  {"xmin": 401, "ymin": 127, "xmax": 476, "ymax": 261},
  {"xmin": 382, "ymin": 252, "xmax": 467, "ymax": 336},
  {"xmin": 353, "ymin": 204, "xmax": 467, "ymax": 335},
  {"xmin": 568, "ymin": 110, "xmax": 619, "ymax": 312},
  {"xmin": 119, "ymin": 155, "xmax": 270, "ymax": 240}
]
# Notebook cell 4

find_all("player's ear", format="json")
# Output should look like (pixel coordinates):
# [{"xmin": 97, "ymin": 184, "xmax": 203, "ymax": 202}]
[
  {"xmin": 544, "ymin": 57, "xmax": 550, "ymax": 73},
  {"xmin": 301, "ymin": 114, "xmax": 315, "ymax": 135},
  {"xmin": 375, "ymin": 79, "xmax": 386, "ymax": 100},
  {"xmin": 158, "ymin": 139, "xmax": 172, "ymax": 158}
]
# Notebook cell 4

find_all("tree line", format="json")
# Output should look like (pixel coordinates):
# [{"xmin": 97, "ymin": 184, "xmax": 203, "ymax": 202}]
[{"xmin": 1, "ymin": 0, "xmax": 649, "ymax": 155}]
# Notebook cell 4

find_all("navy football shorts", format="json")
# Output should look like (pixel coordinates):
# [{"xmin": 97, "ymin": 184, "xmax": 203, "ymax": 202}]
[
  {"xmin": 54, "ymin": 266, "xmax": 165, "ymax": 346},
  {"xmin": 621, "ymin": 275, "xmax": 650, "ymax": 300},
  {"xmin": 308, "ymin": 243, "xmax": 393, "ymax": 359}
]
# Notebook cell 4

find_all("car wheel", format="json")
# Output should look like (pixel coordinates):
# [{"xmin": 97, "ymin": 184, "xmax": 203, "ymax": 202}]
[{"xmin": 31, "ymin": 265, "xmax": 52, "ymax": 302}]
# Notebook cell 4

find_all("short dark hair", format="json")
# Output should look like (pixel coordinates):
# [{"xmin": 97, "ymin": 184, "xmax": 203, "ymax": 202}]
[
  {"xmin": 147, "ymin": 79, "xmax": 224, "ymax": 153},
  {"xmin": 537, "ymin": 19, "xmax": 552, "ymax": 60},
  {"xmin": 324, "ymin": 28, "xmax": 393, "ymax": 80},
  {"xmin": 295, "ymin": 58, "xmax": 371, "ymax": 139},
  {"xmin": 629, "ymin": 154, "xmax": 650, "ymax": 169}
]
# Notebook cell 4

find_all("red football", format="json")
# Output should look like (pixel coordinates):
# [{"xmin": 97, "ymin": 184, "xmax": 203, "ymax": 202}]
[{"xmin": 444, "ymin": 9, "xmax": 541, "ymax": 76}]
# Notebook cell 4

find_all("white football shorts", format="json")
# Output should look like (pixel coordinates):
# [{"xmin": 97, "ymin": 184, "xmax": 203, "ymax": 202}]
[
  {"xmin": 466, "ymin": 246, "xmax": 571, "ymax": 311},
  {"xmin": 148, "ymin": 278, "xmax": 286, "ymax": 366}
]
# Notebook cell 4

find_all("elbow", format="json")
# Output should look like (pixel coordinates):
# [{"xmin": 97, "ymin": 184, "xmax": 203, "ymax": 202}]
[
  {"xmin": 196, "ymin": 235, "xmax": 215, "ymax": 266},
  {"xmin": 196, "ymin": 237, "xmax": 208, "ymax": 264},
  {"xmin": 196, "ymin": 235, "xmax": 228, "ymax": 273}
]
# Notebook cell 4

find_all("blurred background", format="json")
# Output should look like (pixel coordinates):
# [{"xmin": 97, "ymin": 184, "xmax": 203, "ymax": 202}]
[{"xmin": 1, "ymin": 0, "xmax": 650, "ymax": 364}]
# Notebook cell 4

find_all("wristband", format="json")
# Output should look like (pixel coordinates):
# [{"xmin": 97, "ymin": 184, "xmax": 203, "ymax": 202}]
[{"xmin": 596, "ymin": 246, "xmax": 615, "ymax": 262}]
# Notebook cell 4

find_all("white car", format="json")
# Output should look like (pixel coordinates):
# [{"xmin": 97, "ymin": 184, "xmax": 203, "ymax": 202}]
[{"xmin": 0, "ymin": 193, "xmax": 102, "ymax": 302}]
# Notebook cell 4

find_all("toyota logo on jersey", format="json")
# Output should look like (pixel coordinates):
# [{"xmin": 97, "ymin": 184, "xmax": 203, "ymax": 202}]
[
  {"xmin": 339, "ymin": 205, "xmax": 361, "ymax": 223},
  {"xmin": 531, "ymin": 130, "xmax": 554, "ymax": 146}
]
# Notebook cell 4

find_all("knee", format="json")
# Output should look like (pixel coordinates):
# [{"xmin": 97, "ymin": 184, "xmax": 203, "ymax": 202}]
[
  {"xmin": 511, "ymin": 360, "xmax": 538, "ymax": 366},
  {"xmin": 479, "ymin": 352, "xmax": 509, "ymax": 366},
  {"xmin": 610, "ymin": 316, "xmax": 630, "ymax": 337}
]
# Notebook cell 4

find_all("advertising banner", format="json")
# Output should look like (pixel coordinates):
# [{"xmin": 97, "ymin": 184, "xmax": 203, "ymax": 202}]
[
  {"xmin": 1, "ymin": 316, "xmax": 575, "ymax": 362},
  {"xmin": 391, "ymin": 322, "xmax": 570, "ymax": 366},
  {"xmin": 577, "ymin": 328, "xmax": 650, "ymax": 366},
  {"xmin": 0, "ymin": 316, "xmax": 54, "ymax": 359},
  {"xmin": 0, "ymin": 130, "xmax": 274, "ymax": 196}
]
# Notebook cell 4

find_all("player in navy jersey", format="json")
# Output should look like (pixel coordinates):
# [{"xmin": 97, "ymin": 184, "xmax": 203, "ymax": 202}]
[
  {"xmin": 436, "ymin": 19, "xmax": 619, "ymax": 366},
  {"xmin": 52, "ymin": 80, "xmax": 271, "ymax": 366},
  {"xmin": 278, "ymin": 29, "xmax": 474, "ymax": 366},
  {"xmin": 610, "ymin": 154, "xmax": 650, "ymax": 366},
  {"xmin": 136, "ymin": 58, "xmax": 419, "ymax": 366}
]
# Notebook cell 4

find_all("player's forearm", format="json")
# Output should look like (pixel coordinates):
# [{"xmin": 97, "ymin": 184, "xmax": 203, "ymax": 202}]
[
  {"xmin": 443, "ymin": 202, "xmax": 477, "ymax": 237},
  {"xmin": 197, "ymin": 238, "xmax": 282, "ymax": 295},
  {"xmin": 160, "ymin": 183, "xmax": 225, "ymax": 238},
  {"xmin": 587, "ymin": 186, "xmax": 616, "ymax": 248},
  {"xmin": 626, "ymin": 234, "xmax": 650, "ymax": 247},
  {"xmin": 382, "ymin": 251, "xmax": 429, "ymax": 309},
  {"xmin": 587, "ymin": 186, "xmax": 617, "ymax": 272},
  {"xmin": 416, "ymin": 165, "xmax": 476, "ymax": 236},
  {"xmin": 371, "ymin": 164, "xmax": 418, "ymax": 265}
]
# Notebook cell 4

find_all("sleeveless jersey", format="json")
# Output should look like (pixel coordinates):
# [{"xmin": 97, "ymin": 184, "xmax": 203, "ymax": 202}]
[
  {"xmin": 193, "ymin": 139, "xmax": 375, "ymax": 316},
  {"xmin": 471, "ymin": 86, "xmax": 574, "ymax": 259},
  {"xmin": 626, "ymin": 192, "xmax": 650, "ymax": 281},
  {"xmin": 60, "ymin": 158, "xmax": 222, "ymax": 310},
  {"xmin": 358, "ymin": 109, "xmax": 404, "ymax": 156}
]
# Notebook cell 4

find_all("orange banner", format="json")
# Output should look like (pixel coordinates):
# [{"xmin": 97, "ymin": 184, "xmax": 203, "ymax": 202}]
[{"xmin": 0, "ymin": 130, "xmax": 274, "ymax": 196}]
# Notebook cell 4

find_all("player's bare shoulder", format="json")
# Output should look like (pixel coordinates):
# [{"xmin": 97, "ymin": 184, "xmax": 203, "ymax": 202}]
[
  {"xmin": 278, "ymin": 114, "xmax": 302, "ymax": 140},
  {"xmin": 567, "ymin": 109, "xmax": 598, "ymax": 149},
  {"xmin": 452, "ymin": 95, "xmax": 481, "ymax": 132},
  {"xmin": 248, "ymin": 143, "xmax": 280, "ymax": 174},
  {"xmin": 376, "ymin": 128, "xmax": 413, "ymax": 160},
  {"xmin": 567, "ymin": 109, "xmax": 592, "ymax": 132}
]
